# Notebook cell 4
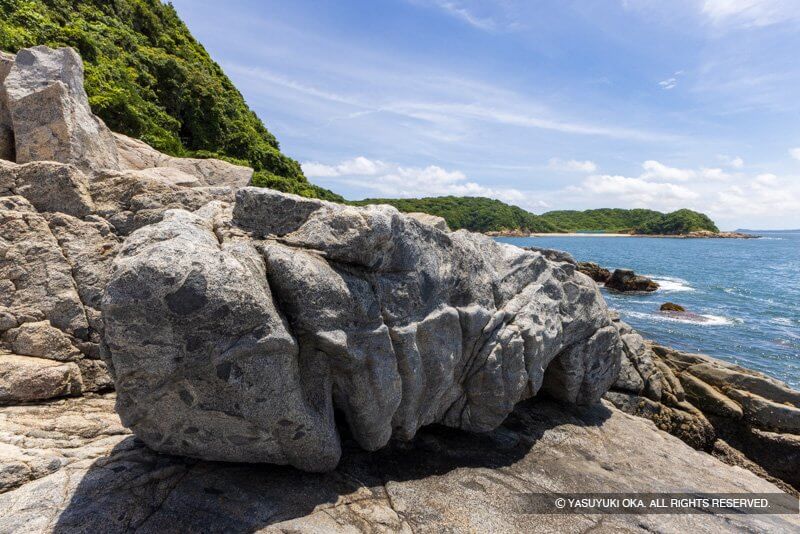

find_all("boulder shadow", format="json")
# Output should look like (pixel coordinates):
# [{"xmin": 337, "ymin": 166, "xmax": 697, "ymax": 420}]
[{"xmin": 53, "ymin": 397, "xmax": 612, "ymax": 533}]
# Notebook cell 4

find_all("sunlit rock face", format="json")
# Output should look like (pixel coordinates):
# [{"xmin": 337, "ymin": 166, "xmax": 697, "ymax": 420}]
[{"xmin": 102, "ymin": 187, "xmax": 622, "ymax": 471}]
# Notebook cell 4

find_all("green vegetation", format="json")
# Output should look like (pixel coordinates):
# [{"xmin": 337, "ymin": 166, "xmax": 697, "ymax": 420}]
[
  {"xmin": 540, "ymin": 208, "xmax": 663, "ymax": 233},
  {"xmin": 635, "ymin": 209, "xmax": 719, "ymax": 235},
  {"xmin": 354, "ymin": 197, "xmax": 719, "ymax": 235},
  {"xmin": 352, "ymin": 196, "xmax": 561, "ymax": 233},
  {"xmin": 0, "ymin": 0, "xmax": 342, "ymax": 201},
  {"xmin": 541, "ymin": 208, "xmax": 718, "ymax": 234}
]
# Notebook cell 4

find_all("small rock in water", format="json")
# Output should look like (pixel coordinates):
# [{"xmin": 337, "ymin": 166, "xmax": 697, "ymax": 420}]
[
  {"xmin": 660, "ymin": 302, "xmax": 686, "ymax": 312},
  {"xmin": 605, "ymin": 269, "xmax": 659, "ymax": 292}
]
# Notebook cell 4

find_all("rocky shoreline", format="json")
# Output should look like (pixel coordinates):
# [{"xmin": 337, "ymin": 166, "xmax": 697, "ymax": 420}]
[
  {"xmin": 494, "ymin": 230, "xmax": 758, "ymax": 238},
  {"xmin": 0, "ymin": 46, "xmax": 797, "ymax": 532}
]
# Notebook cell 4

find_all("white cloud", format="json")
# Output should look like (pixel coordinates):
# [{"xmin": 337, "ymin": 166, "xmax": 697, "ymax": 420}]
[
  {"xmin": 641, "ymin": 160, "xmax": 695, "ymax": 181},
  {"xmin": 576, "ymin": 174, "xmax": 699, "ymax": 205},
  {"xmin": 790, "ymin": 147, "xmax": 800, "ymax": 160},
  {"xmin": 700, "ymin": 0, "xmax": 800, "ymax": 28},
  {"xmin": 718, "ymin": 154, "xmax": 745, "ymax": 168},
  {"xmin": 548, "ymin": 158, "xmax": 597, "ymax": 172},
  {"xmin": 659, "ymin": 78, "xmax": 678, "ymax": 90},
  {"xmin": 755, "ymin": 173, "xmax": 777, "ymax": 184},
  {"xmin": 429, "ymin": 1, "xmax": 496, "ymax": 30},
  {"xmin": 303, "ymin": 156, "xmax": 529, "ymax": 205},
  {"xmin": 303, "ymin": 157, "xmax": 390, "ymax": 178}
]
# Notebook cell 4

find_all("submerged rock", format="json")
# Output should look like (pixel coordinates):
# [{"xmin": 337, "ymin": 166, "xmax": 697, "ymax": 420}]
[
  {"xmin": 605, "ymin": 268, "xmax": 659, "ymax": 292},
  {"xmin": 102, "ymin": 187, "xmax": 623, "ymax": 471}
]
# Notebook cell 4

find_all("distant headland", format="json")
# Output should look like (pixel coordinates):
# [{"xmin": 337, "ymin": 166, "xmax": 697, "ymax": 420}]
[{"xmin": 353, "ymin": 196, "xmax": 752, "ymax": 237}]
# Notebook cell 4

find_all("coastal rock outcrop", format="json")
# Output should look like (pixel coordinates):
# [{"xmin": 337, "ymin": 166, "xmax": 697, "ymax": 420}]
[
  {"xmin": 1, "ymin": 393, "xmax": 798, "ymax": 533},
  {"xmin": 577, "ymin": 261, "xmax": 611, "ymax": 283},
  {"xmin": 0, "ymin": 46, "xmax": 243, "ymax": 406},
  {"xmin": 102, "ymin": 187, "xmax": 623, "ymax": 471},
  {"xmin": 605, "ymin": 268, "xmax": 659, "ymax": 292},
  {"xmin": 606, "ymin": 326, "xmax": 800, "ymax": 493},
  {"xmin": 3, "ymin": 46, "xmax": 119, "ymax": 172}
]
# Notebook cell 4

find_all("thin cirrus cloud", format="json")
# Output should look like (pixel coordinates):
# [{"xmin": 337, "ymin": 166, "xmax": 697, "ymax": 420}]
[
  {"xmin": 700, "ymin": 0, "xmax": 800, "ymax": 29},
  {"xmin": 790, "ymin": 147, "xmax": 800, "ymax": 161},
  {"xmin": 223, "ymin": 64, "xmax": 674, "ymax": 143}
]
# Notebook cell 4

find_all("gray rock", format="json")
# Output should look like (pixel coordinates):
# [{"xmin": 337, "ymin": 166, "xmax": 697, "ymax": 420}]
[
  {"xmin": 0, "ymin": 51, "xmax": 14, "ymax": 161},
  {"xmin": 4, "ymin": 46, "xmax": 119, "ymax": 172},
  {"xmin": 405, "ymin": 211, "xmax": 450, "ymax": 231},
  {"xmin": 114, "ymin": 132, "xmax": 253, "ymax": 186},
  {"xmin": 2, "ymin": 320, "xmax": 81, "ymax": 361},
  {"xmin": 0, "ymin": 352, "xmax": 82, "ymax": 403},
  {"xmin": 3, "ymin": 161, "xmax": 94, "ymax": 217},
  {"xmin": 1, "ymin": 394, "xmax": 798, "ymax": 533},
  {"xmin": 103, "ymin": 190, "xmax": 622, "ymax": 470},
  {"xmin": 233, "ymin": 186, "xmax": 326, "ymax": 236},
  {"xmin": 0, "ymin": 196, "xmax": 88, "ymax": 337}
]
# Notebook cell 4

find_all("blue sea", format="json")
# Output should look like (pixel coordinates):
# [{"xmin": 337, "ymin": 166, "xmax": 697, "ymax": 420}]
[{"xmin": 497, "ymin": 233, "xmax": 800, "ymax": 388}]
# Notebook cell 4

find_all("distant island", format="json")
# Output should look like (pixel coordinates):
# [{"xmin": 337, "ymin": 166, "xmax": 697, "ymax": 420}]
[{"xmin": 354, "ymin": 196, "xmax": 731, "ymax": 236}]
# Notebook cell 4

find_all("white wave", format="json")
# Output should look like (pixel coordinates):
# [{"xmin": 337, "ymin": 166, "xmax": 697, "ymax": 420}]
[
  {"xmin": 649, "ymin": 276, "xmax": 695, "ymax": 292},
  {"xmin": 625, "ymin": 310, "xmax": 737, "ymax": 326},
  {"xmin": 772, "ymin": 317, "xmax": 796, "ymax": 326}
]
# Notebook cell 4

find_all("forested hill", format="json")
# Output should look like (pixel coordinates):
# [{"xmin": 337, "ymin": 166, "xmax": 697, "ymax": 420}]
[
  {"xmin": 541, "ymin": 208, "xmax": 719, "ymax": 234},
  {"xmin": 351, "ymin": 196, "xmax": 560, "ymax": 233},
  {"xmin": 0, "ymin": 0, "xmax": 342, "ymax": 200},
  {"xmin": 356, "ymin": 197, "xmax": 720, "ymax": 235}
]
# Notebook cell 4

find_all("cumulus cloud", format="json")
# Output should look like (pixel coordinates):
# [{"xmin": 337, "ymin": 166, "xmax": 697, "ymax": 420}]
[
  {"xmin": 548, "ymin": 158, "xmax": 597, "ymax": 172},
  {"xmin": 790, "ymin": 147, "xmax": 800, "ymax": 161},
  {"xmin": 640, "ymin": 160, "xmax": 730, "ymax": 182},
  {"xmin": 303, "ymin": 156, "xmax": 529, "ymax": 205},
  {"xmin": 575, "ymin": 174, "xmax": 698, "ymax": 205}
]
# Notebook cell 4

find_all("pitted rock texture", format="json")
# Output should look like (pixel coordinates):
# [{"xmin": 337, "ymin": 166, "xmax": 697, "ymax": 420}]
[
  {"xmin": 102, "ymin": 187, "xmax": 623, "ymax": 471},
  {"xmin": 4, "ymin": 46, "xmax": 119, "ymax": 172}
]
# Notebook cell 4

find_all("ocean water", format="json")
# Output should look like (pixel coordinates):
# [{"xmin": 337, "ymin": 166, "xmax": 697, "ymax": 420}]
[{"xmin": 496, "ymin": 233, "xmax": 800, "ymax": 388}]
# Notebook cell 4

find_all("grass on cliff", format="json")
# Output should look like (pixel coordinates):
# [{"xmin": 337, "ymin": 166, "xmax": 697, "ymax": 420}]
[{"xmin": 0, "ymin": 0, "xmax": 343, "ymax": 201}]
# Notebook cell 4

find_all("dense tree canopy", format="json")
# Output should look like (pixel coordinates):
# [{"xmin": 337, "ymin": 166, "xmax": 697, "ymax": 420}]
[
  {"xmin": 541, "ymin": 208, "xmax": 719, "ymax": 234},
  {"xmin": 353, "ymin": 196, "xmax": 561, "ymax": 233},
  {"xmin": 0, "ymin": 0, "xmax": 342, "ymax": 200}
]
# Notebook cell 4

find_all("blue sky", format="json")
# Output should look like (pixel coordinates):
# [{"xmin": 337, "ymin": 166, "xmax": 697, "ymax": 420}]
[{"xmin": 171, "ymin": 0, "xmax": 800, "ymax": 229}]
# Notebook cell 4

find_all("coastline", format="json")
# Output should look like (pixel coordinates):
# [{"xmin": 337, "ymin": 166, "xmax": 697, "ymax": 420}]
[{"xmin": 488, "ymin": 231, "xmax": 757, "ymax": 239}]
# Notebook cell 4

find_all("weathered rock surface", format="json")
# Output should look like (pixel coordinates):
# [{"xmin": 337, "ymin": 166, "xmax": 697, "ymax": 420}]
[
  {"xmin": 0, "ymin": 51, "xmax": 14, "ymax": 161},
  {"xmin": 576, "ymin": 261, "xmax": 611, "ymax": 283},
  {"xmin": 660, "ymin": 301, "xmax": 686, "ymax": 312},
  {"xmin": 605, "ymin": 268, "xmax": 659, "ymax": 292},
  {"xmin": 0, "ymin": 352, "xmax": 82, "ymax": 403},
  {"xmin": 606, "ymin": 331, "xmax": 800, "ymax": 493},
  {"xmin": 113, "ymin": 132, "xmax": 253, "ymax": 187},
  {"xmin": 1, "ymin": 161, "xmax": 94, "ymax": 217},
  {"xmin": 0, "ymin": 394, "xmax": 797, "ymax": 533},
  {"xmin": 4, "ymin": 46, "xmax": 119, "ymax": 172},
  {"xmin": 405, "ymin": 211, "xmax": 450, "ymax": 231},
  {"xmin": 102, "ymin": 187, "xmax": 623, "ymax": 471}
]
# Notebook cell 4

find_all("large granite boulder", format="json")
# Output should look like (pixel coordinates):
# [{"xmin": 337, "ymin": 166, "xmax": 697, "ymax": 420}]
[
  {"xmin": 3, "ymin": 46, "xmax": 119, "ymax": 172},
  {"xmin": 102, "ymin": 187, "xmax": 623, "ymax": 471},
  {"xmin": 0, "ymin": 51, "xmax": 14, "ymax": 161}
]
